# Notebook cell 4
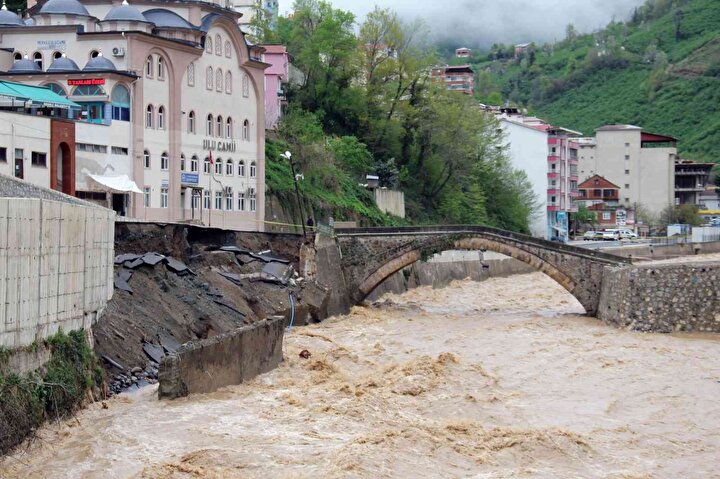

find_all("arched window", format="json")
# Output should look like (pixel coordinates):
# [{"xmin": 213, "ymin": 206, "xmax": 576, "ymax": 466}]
[
  {"xmin": 180, "ymin": 154, "xmax": 186, "ymax": 171},
  {"xmin": 157, "ymin": 106, "xmax": 165, "ymax": 130},
  {"xmin": 191, "ymin": 155, "xmax": 199, "ymax": 172},
  {"xmin": 225, "ymin": 186, "xmax": 233, "ymax": 211},
  {"xmin": 249, "ymin": 188, "xmax": 256, "ymax": 211},
  {"xmin": 143, "ymin": 149, "xmax": 151, "ymax": 168},
  {"xmin": 206, "ymin": 114, "xmax": 213, "ymax": 135},
  {"xmin": 188, "ymin": 110, "xmax": 196, "ymax": 133},
  {"xmin": 226, "ymin": 159, "xmax": 233, "ymax": 176},
  {"xmin": 226, "ymin": 117, "xmax": 233, "ymax": 138},
  {"xmin": 52, "ymin": 51, "xmax": 62, "ymax": 60},
  {"xmin": 145, "ymin": 104, "xmax": 154, "ymax": 128},
  {"xmin": 238, "ymin": 191, "xmax": 246, "ymax": 211},
  {"xmin": 205, "ymin": 36, "xmax": 212, "ymax": 54},
  {"xmin": 225, "ymin": 71, "xmax": 232, "ymax": 94},
  {"xmin": 238, "ymin": 159, "xmax": 245, "ymax": 177},
  {"xmin": 215, "ymin": 157, "xmax": 223, "ymax": 175},
  {"xmin": 161, "ymin": 152, "xmax": 169, "ymax": 171},
  {"xmin": 216, "ymin": 115, "xmax": 223, "ymax": 137},
  {"xmin": 242, "ymin": 119, "xmax": 250, "ymax": 141},
  {"xmin": 145, "ymin": 55, "xmax": 153, "ymax": 77},
  {"xmin": 32, "ymin": 52, "xmax": 43, "ymax": 70},
  {"xmin": 206, "ymin": 66, "xmax": 213, "ymax": 90},
  {"xmin": 44, "ymin": 83, "xmax": 67, "ymax": 97},
  {"xmin": 242, "ymin": 74, "xmax": 249, "ymax": 97},
  {"xmin": 250, "ymin": 161, "xmax": 256, "ymax": 178},
  {"xmin": 111, "ymin": 84, "xmax": 130, "ymax": 121},
  {"xmin": 216, "ymin": 68, "xmax": 223, "ymax": 92},
  {"xmin": 215, "ymin": 34, "xmax": 222, "ymax": 55},
  {"xmin": 157, "ymin": 56, "xmax": 165, "ymax": 80},
  {"xmin": 203, "ymin": 156, "xmax": 211, "ymax": 173},
  {"xmin": 90, "ymin": 50, "xmax": 100, "ymax": 59},
  {"xmin": 187, "ymin": 62, "xmax": 195, "ymax": 86},
  {"xmin": 225, "ymin": 40, "xmax": 232, "ymax": 58},
  {"xmin": 72, "ymin": 85, "xmax": 106, "ymax": 96},
  {"xmin": 12, "ymin": 52, "xmax": 21, "ymax": 61}
]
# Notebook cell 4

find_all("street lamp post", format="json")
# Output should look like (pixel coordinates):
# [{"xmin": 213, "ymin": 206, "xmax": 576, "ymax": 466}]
[{"xmin": 281, "ymin": 151, "xmax": 307, "ymax": 237}]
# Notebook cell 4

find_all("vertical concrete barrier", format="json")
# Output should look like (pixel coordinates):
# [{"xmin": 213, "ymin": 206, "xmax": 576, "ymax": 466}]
[{"xmin": 158, "ymin": 317, "xmax": 285, "ymax": 399}]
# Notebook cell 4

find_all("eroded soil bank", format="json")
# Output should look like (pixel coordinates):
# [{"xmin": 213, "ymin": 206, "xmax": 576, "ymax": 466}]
[{"xmin": 2, "ymin": 272, "xmax": 719, "ymax": 478}]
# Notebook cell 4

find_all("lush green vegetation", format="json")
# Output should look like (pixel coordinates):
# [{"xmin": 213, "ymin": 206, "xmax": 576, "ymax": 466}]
[
  {"xmin": 0, "ymin": 330, "xmax": 104, "ymax": 454},
  {"xmin": 254, "ymin": 1, "xmax": 536, "ymax": 232},
  {"xmin": 468, "ymin": 0, "xmax": 720, "ymax": 162}
]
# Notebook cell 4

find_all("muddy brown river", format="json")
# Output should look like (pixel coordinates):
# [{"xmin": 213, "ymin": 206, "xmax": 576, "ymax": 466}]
[{"xmin": 1, "ymin": 272, "xmax": 719, "ymax": 478}]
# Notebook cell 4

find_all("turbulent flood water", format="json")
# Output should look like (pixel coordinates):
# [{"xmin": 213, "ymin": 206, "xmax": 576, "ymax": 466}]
[{"xmin": 2, "ymin": 272, "xmax": 720, "ymax": 478}]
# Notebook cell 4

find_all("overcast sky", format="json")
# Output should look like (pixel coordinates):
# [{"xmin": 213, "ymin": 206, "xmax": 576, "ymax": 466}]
[{"xmin": 280, "ymin": 0, "xmax": 647, "ymax": 48}]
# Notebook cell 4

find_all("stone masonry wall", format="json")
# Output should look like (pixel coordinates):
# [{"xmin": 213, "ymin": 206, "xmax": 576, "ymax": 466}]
[
  {"xmin": 598, "ymin": 263, "xmax": 720, "ymax": 333},
  {"xmin": 158, "ymin": 317, "xmax": 285, "ymax": 399}
]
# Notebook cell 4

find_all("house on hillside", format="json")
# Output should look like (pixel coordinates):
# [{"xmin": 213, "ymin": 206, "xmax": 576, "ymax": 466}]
[
  {"xmin": 261, "ymin": 44, "xmax": 290, "ymax": 129},
  {"xmin": 578, "ymin": 175, "xmax": 635, "ymax": 228},
  {"xmin": 431, "ymin": 64, "xmax": 474, "ymax": 95},
  {"xmin": 455, "ymin": 47, "xmax": 471, "ymax": 58}
]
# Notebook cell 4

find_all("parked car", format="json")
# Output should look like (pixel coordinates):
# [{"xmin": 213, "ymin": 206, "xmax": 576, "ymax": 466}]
[
  {"xmin": 583, "ymin": 231, "xmax": 599, "ymax": 241},
  {"xmin": 618, "ymin": 229, "xmax": 638, "ymax": 239},
  {"xmin": 601, "ymin": 229, "xmax": 620, "ymax": 241}
]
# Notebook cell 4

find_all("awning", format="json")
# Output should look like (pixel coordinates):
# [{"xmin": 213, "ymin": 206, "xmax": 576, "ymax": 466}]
[
  {"xmin": 88, "ymin": 174, "xmax": 143, "ymax": 194},
  {"xmin": 0, "ymin": 81, "xmax": 80, "ymax": 109}
]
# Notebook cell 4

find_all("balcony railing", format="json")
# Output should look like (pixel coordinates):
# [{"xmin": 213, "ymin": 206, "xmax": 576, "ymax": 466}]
[
  {"xmin": 547, "ymin": 155, "xmax": 559, "ymax": 162},
  {"xmin": 547, "ymin": 172, "xmax": 559, "ymax": 180},
  {"xmin": 547, "ymin": 188, "xmax": 560, "ymax": 195}
]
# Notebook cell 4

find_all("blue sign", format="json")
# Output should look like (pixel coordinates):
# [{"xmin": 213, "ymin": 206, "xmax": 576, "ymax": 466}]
[
  {"xmin": 557, "ymin": 211, "xmax": 567, "ymax": 221},
  {"xmin": 181, "ymin": 173, "xmax": 199, "ymax": 185}
]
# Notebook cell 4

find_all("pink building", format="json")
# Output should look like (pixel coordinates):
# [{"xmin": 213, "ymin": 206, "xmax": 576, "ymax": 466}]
[{"xmin": 261, "ymin": 44, "xmax": 289, "ymax": 129}]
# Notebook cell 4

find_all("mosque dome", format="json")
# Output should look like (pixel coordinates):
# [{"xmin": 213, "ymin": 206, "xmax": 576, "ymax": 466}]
[
  {"xmin": 39, "ymin": 0, "xmax": 91, "ymax": 16},
  {"xmin": 0, "ymin": 2, "xmax": 24, "ymax": 26},
  {"xmin": 48, "ymin": 55, "xmax": 80, "ymax": 72},
  {"xmin": 9, "ymin": 57, "xmax": 42, "ymax": 73},
  {"xmin": 104, "ymin": 0, "xmax": 148, "ymax": 23},
  {"xmin": 83, "ymin": 53, "xmax": 116, "ymax": 71}
]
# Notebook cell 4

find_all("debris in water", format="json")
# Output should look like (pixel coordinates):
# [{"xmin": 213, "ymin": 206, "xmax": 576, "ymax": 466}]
[{"xmin": 299, "ymin": 349, "xmax": 311, "ymax": 359}]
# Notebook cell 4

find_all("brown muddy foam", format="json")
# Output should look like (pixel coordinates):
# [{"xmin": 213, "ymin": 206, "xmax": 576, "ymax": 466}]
[{"xmin": 1, "ymin": 273, "xmax": 719, "ymax": 478}]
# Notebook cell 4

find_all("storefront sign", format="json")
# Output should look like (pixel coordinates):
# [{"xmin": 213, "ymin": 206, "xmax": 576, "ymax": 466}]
[
  {"xmin": 68, "ymin": 78, "xmax": 106, "ymax": 86},
  {"xmin": 37, "ymin": 40, "xmax": 66, "ymax": 51},
  {"xmin": 203, "ymin": 138, "xmax": 236, "ymax": 153},
  {"xmin": 181, "ymin": 173, "xmax": 199, "ymax": 185},
  {"xmin": 161, "ymin": 179, "xmax": 169, "ymax": 188}
]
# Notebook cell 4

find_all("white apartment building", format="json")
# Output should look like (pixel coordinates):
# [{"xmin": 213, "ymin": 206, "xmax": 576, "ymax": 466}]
[
  {"xmin": 0, "ymin": 0, "xmax": 268, "ymax": 231},
  {"xmin": 577, "ymin": 125, "xmax": 677, "ymax": 215}
]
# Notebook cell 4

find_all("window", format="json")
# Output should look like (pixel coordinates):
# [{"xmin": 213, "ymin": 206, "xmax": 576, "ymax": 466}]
[
  {"xmin": 215, "ymin": 191, "xmax": 222, "ymax": 210},
  {"xmin": 243, "ymin": 119, "xmax": 250, "ymax": 141},
  {"xmin": 593, "ymin": 189, "xmax": 601, "ymax": 197},
  {"xmin": 13, "ymin": 52, "xmax": 21, "ymax": 61},
  {"xmin": 161, "ymin": 187, "xmax": 168, "ymax": 208},
  {"xmin": 111, "ymin": 146, "xmax": 128, "ymax": 155},
  {"xmin": 624, "ymin": 184, "xmax": 630, "ymax": 189},
  {"xmin": 225, "ymin": 71, "xmax": 232, "ymax": 94},
  {"xmin": 146, "ymin": 104, "xmax": 154, "ymax": 128},
  {"xmin": 90, "ymin": 50, "xmax": 100, "ymax": 59},
  {"xmin": 226, "ymin": 159, "xmax": 233, "ymax": 176},
  {"xmin": 249, "ymin": 189, "xmax": 256, "ymax": 211},
  {"xmin": 203, "ymin": 157, "xmax": 211, "ymax": 173},
  {"xmin": 0, "ymin": 147, "xmax": 6, "ymax": 163},
  {"xmin": 625, "ymin": 197, "xmax": 630, "ymax": 203},
  {"xmin": 624, "ymin": 155, "xmax": 630, "ymax": 160},
  {"xmin": 45, "ymin": 83, "xmax": 67, "ymax": 97},
  {"xmin": 225, "ymin": 40, "xmax": 232, "ymax": 58},
  {"xmin": 226, "ymin": 117, "xmax": 233, "ymax": 138},
  {"xmin": 225, "ymin": 188, "xmax": 233, "ymax": 210},
  {"xmin": 206, "ymin": 66, "xmax": 213, "ymax": 90},
  {"xmin": 72, "ymin": 85, "xmax": 105, "ymax": 96},
  {"xmin": 206, "ymin": 114, "xmax": 213, "ymax": 135},
  {"xmin": 33, "ymin": 51, "xmax": 43, "ymax": 70},
  {"xmin": 180, "ymin": 154, "xmax": 186, "ymax": 171},
  {"xmin": 191, "ymin": 155, "xmax": 199, "ymax": 172},
  {"xmin": 203, "ymin": 190, "xmax": 210, "ymax": 209},
  {"xmin": 31, "ymin": 151, "xmax": 47, "ymax": 167},
  {"xmin": 187, "ymin": 62, "xmax": 195, "ymax": 86},
  {"xmin": 625, "ymin": 142, "xmax": 630, "ymax": 148},
  {"xmin": 157, "ymin": 57, "xmax": 165, "ymax": 80},
  {"xmin": 157, "ymin": 106, "xmax": 165, "ymax": 130},
  {"xmin": 238, "ymin": 192, "xmax": 245, "ymax": 211},
  {"xmin": 52, "ymin": 51, "xmax": 63, "ymax": 60},
  {"xmin": 216, "ymin": 115, "xmax": 223, "ymax": 137},
  {"xmin": 188, "ymin": 110, "xmax": 196, "ymax": 133},
  {"xmin": 143, "ymin": 187, "xmax": 151, "ymax": 207},
  {"xmin": 625, "ymin": 169, "xmax": 630, "ymax": 175},
  {"xmin": 550, "ymin": 196, "xmax": 556, "ymax": 204},
  {"xmin": 192, "ymin": 191, "xmax": 200, "ymax": 210},
  {"xmin": 76, "ymin": 143, "xmax": 107, "ymax": 153},
  {"xmin": 242, "ymin": 74, "xmax": 249, "ymax": 97},
  {"xmin": 250, "ymin": 161, "xmax": 256, "ymax": 178},
  {"xmin": 144, "ymin": 150, "xmax": 151, "ymax": 169},
  {"xmin": 602, "ymin": 212, "xmax": 611, "ymax": 220},
  {"xmin": 161, "ymin": 152, "xmax": 169, "ymax": 171},
  {"xmin": 215, "ymin": 34, "xmax": 222, "ymax": 55},
  {"xmin": 237, "ymin": 159, "xmax": 245, "ymax": 177},
  {"xmin": 215, "ymin": 158, "xmax": 223, "ymax": 175},
  {"xmin": 145, "ymin": 55, "xmax": 153, "ymax": 77},
  {"xmin": 205, "ymin": 36, "xmax": 212, "ymax": 54},
  {"xmin": 216, "ymin": 68, "xmax": 223, "ymax": 92},
  {"xmin": 111, "ymin": 84, "xmax": 130, "ymax": 121}
]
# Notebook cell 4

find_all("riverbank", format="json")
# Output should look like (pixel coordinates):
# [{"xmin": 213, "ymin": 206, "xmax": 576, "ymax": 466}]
[{"xmin": 2, "ymin": 272, "xmax": 718, "ymax": 478}]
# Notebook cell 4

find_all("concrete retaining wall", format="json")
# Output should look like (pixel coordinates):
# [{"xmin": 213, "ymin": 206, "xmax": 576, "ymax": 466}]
[
  {"xmin": 600, "ymin": 240, "xmax": 720, "ymax": 261},
  {"xmin": 0, "ymin": 197, "xmax": 114, "ymax": 348},
  {"xmin": 374, "ymin": 189, "xmax": 405, "ymax": 218},
  {"xmin": 598, "ymin": 263, "xmax": 720, "ymax": 333},
  {"xmin": 158, "ymin": 317, "xmax": 285, "ymax": 399}
]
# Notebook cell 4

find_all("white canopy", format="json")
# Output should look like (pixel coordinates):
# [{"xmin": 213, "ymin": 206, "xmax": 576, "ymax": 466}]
[{"xmin": 88, "ymin": 174, "xmax": 143, "ymax": 194}]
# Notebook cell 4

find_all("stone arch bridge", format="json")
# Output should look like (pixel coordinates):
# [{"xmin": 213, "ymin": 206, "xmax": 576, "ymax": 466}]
[{"xmin": 334, "ymin": 226, "xmax": 631, "ymax": 315}]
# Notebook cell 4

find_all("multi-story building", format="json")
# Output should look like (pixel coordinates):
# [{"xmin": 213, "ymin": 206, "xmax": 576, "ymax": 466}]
[
  {"xmin": 261, "ymin": 44, "xmax": 288, "ymax": 129},
  {"xmin": 577, "ymin": 125, "xmax": 677, "ymax": 215},
  {"xmin": 431, "ymin": 64, "xmax": 474, "ymax": 95},
  {"xmin": 577, "ymin": 174, "xmax": 635, "ymax": 228},
  {"xmin": 233, "ymin": 0, "xmax": 278, "ymax": 32},
  {"xmin": 455, "ymin": 47, "xmax": 471, "ymax": 58},
  {"xmin": 674, "ymin": 159, "xmax": 713, "ymax": 206},
  {"xmin": 497, "ymin": 109, "xmax": 580, "ymax": 240},
  {"xmin": 1, "ymin": 0, "xmax": 267, "ymax": 231}
]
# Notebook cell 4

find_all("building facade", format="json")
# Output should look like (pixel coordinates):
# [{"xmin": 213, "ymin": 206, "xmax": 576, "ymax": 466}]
[
  {"xmin": 0, "ymin": 0, "xmax": 267, "ymax": 231},
  {"xmin": 577, "ymin": 125, "xmax": 677, "ymax": 216},
  {"xmin": 498, "ymin": 110, "xmax": 579, "ymax": 240},
  {"xmin": 578, "ymin": 174, "xmax": 635, "ymax": 228},
  {"xmin": 674, "ymin": 159, "xmax": 713, "ymax": 207},
  {"xmin": 431, "ymin": 64, "xmax": 474, "ymax": 95},
  {"xmin": 261, "ymin": 44, "xmax": 288, "ymax": 129}
]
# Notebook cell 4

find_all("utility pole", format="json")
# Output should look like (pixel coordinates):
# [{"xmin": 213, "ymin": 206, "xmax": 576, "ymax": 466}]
[{"xmin": 282, "ymin": 151, "xmax": 306, "ymax": 237}]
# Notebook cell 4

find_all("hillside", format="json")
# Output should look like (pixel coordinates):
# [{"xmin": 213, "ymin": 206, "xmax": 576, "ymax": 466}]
[{"xmin": 468, "ymin": 0, "xmax": 720, "ymax": 162}]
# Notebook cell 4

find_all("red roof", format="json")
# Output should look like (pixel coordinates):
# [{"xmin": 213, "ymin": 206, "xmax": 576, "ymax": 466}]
[
  {"xmin": 261, "ymin": 44, "xmax": 287, "ymax": 54},
  {"xmin": 641, "ymin": 132, "xmax": 677, "ymax": 143},
  {"xmin": 578, "ymin": 174, "xmax": 620, "ymax": 190}
]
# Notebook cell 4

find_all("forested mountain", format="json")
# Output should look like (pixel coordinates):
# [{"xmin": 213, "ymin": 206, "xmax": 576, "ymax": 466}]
[{"xmin": 466, "ymin": 0, "xmax": 720, "ymax": 162}]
